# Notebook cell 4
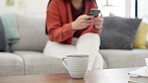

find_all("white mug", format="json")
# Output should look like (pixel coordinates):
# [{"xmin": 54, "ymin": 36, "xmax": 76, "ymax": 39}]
[{"xmin": 62, "ymin": 54, "xmax": 89, "ymax": 79}]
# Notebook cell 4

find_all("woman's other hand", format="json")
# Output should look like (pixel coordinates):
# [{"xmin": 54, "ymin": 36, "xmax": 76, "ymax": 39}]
[
  {"xmin": 72, "ymin": 14, "xmax": 93, "ymax": 30},
  {"xmin": 93, "ymin": 14, "xmax": 103, "ymax": 30}
]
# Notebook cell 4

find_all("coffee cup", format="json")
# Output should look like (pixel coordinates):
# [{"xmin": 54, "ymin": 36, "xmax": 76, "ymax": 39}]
[{"xmin": 62, "ymin": 54, "xmax": 89, "ymax": 79}]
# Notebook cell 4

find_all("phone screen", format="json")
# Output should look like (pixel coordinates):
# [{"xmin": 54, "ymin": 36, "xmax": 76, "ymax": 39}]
[{"xmin": 88, "ymin": 9, "xmax": 101, "ymax": 17}]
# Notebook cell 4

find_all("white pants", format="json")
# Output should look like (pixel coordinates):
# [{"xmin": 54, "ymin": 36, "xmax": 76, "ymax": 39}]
[{"xmin": 43, "ymin": 33, "xmax": 104, "ymax": 71}]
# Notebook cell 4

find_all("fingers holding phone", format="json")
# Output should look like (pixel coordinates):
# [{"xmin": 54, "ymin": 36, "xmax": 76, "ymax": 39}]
[
  {"xmin": 88, "ymin": 9, "xmax": 103, "ymax": 29},
  {"xmin": 94, "ymin": 16, "xmax": 104, "ymax": 29},
  {"xmin": 72, "ymin": 14, "xmax": 94, "ymax": 30},
  {"xmin": 72, "ymin": 9, "xmax": 103, "ymax": 30}
]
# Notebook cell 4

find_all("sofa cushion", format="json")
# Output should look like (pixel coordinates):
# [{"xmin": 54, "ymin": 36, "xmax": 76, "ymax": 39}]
[
  {"xmin": 100, "ymin": 17, "xmax": 141, "ymax": 49},
  {"xmin": 11, "ymin": 13, "xmax": 48, "ymax": 51},
  {"xmin": 134, "ymin": 16, "xmax": 148, "ymax": 49},
  {"xmin": 0, "ymin": 53, "xmax": 24, "ymax": 76},
  {"xmin": 14, "ymin": 51, "xmax": 67, "ymax": 75},
  {"xmin": 100, "ymin": 49, "xmax": 148, "ymax": 69}
]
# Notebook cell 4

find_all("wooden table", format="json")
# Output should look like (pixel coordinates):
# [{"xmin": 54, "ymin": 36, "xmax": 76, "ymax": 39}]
[{"xmin": 0, "ymin": 67, "xmax": 139, "ymax": 83}]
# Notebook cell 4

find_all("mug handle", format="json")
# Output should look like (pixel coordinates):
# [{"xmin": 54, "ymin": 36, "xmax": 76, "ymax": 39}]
[{"xmin": 62, "ymin": 57, "xmax": 68, "ymax": 71}]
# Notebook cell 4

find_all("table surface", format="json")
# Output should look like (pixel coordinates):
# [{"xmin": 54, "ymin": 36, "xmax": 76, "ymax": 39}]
[{"xmin": 0, "ymin": 67, "xmax": 140, "ymax": 83}]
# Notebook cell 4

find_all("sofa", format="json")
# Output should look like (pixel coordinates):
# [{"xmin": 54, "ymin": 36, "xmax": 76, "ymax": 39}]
[{"xmin": 0, "ymin": 13, "xmax": 148, "ymax": 77}]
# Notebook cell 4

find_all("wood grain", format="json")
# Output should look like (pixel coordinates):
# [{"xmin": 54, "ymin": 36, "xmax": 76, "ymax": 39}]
[{"xmin": 0, "ymin": 68, "xmax": 138, "ymax": 83}]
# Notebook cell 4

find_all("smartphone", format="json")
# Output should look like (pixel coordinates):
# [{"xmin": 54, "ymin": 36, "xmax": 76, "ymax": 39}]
[{"xmin": 88, "ymin": 9, "xmax": 101, "ymax": 17}]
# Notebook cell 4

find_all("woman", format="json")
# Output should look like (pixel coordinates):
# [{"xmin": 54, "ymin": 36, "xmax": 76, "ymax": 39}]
[{"xmin": 44, "ymin": 0, "xmax": 104, "ymax": 71}]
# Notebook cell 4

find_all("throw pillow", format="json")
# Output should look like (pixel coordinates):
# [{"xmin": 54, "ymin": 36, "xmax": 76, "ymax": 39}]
[
  {"xmin": 0, "ymin": 17, "xmax": 7, "ymax": 51},
  {"xmin": 134, "ymin": 16, "xmax": 148, "ymax": 49},
  {"xmin": 100, "ymin": 16, "xmax": 141, "ymax": 49}
]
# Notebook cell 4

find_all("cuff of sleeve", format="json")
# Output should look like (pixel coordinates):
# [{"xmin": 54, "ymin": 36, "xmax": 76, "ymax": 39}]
[{"xmin": 65, "ymin": 22, "xmax": 76, "ymax": 35}]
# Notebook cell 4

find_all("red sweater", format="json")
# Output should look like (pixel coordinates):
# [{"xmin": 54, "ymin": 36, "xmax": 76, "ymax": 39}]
[{"xmin": 46, "ymin": 0, "xmax": 102, "ymax": 44}]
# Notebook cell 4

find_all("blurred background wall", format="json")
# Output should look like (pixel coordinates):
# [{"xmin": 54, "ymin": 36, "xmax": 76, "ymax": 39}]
[{"xmin": 0, "ymin": 0, "xmax": 147, "ymax": 18}]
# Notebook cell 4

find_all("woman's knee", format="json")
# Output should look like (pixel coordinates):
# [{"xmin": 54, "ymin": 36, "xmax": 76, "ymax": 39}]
[
  {"xmin": 76, "ymin": 33, "xmax": 100, "ymax": 50},
  {"xmin": 79, "ymin": 33, "xmax": 100, "ymax": 39}
]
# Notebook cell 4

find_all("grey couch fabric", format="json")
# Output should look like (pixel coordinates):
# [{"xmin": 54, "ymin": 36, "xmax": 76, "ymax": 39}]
[
  {"xmin": 100, "ymin": 17, "xmax": 141, "ymax": 49},
  {"xmin": 100, "ymin": 49, "xmax": 148, "ymax": 69},
  {"xmin": 0, "ymin": 53, "xmax": 24, "ymax": 76},
  {"xmin": 11, "ymin": 14, "xmax": 48, "ymax": 51},
  {"xmin": 14, "ymin": 51, "xmax": 67, "ymax": 75}
]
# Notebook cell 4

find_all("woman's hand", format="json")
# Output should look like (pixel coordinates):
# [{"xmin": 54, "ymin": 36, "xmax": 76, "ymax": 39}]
[
  {"xmin": 72, "ymin": 14, "xmax": 94, "ymax": 30},
  {"xmin": 93, "ymin": 14, "xmax": 103, "ymax": 30}
]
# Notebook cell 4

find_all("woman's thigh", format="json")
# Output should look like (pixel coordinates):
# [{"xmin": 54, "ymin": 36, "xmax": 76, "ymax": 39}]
[
  {"xmin": 43, "ymin": 40, "xmax": 76, "ymax": 59},
  {"xmin": 76, "ymin": 33, "xmax": 100, "ymax": 51}
]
